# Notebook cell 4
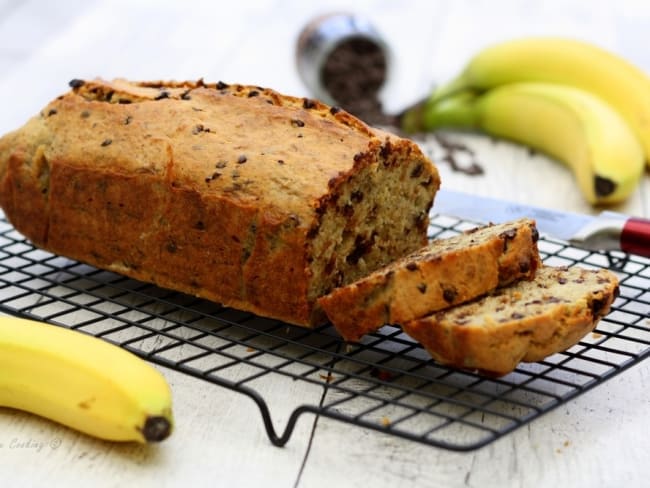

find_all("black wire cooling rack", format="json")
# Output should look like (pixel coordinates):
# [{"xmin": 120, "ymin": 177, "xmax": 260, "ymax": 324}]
[{"xmin": 0, "ymin": 210, "xmax": 649, "ymax": 451}]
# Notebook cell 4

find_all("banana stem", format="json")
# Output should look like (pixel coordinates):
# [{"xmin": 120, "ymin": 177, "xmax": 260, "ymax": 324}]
[{"xmin": 401, "ymin": 90, "xmax": 480, "ymax": 133}]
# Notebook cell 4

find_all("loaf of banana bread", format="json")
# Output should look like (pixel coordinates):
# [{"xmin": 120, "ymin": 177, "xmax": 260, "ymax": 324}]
[
  {"xmin": 0, "ymin": 78, "xmax": 440, "ymax": 326},
  {"xmin": 318, "ymin": 218, "xmax": 541, "ymax": 342},
  {"xmin": 401, "ymin": 265, "xmax": 619, "ymax": 376}
]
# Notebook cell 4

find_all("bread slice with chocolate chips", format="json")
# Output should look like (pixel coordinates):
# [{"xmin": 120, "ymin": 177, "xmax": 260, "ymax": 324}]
[
  {"xmin": 401, "ymin": 265, "xmax": 619, "ymax": 376},
  {"xmin": 0, "ymin": 78, "xmax": 440, "ymax": 327},
  {"xmin": 318, "ymin": 218, "xmax": 541, "ymax": 342}
]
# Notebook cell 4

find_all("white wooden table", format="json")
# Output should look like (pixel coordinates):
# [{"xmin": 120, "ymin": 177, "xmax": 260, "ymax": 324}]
[{"xmin": 1, "ymin": 1, "xmax": 649, "ymax": 487}]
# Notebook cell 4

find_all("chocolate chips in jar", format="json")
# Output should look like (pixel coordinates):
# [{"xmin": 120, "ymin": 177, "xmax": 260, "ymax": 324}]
[{"xmin": 296, "ymin": 13, "xmax": 394, "ymax": 126}]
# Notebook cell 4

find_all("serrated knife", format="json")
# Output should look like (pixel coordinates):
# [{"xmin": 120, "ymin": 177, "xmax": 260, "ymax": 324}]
[{"xmin": 434, "ymin": 189, "xmax": 650, "ymax": 258}]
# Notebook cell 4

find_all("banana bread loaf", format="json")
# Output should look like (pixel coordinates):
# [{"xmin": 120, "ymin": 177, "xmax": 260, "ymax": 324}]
[
  {"xmin": 0, "ymin": 78, "xmax": 440, "ymax": 326},
  {"xmin": 318, "ymin": 218, "xmax": 541, "ymax": 342},
  {"xmin": 401, "ymin": 265, "xmax": 619, "ymax": 376}
]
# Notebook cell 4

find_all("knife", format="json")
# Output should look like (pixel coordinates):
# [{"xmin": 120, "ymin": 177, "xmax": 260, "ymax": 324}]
[{"xmin": 434, "ymin": 189, "xmax": 650, "ymax": 258}]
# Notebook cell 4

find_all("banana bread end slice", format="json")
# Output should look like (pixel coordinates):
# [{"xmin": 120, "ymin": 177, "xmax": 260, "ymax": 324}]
[{"xmin": 402, "ymin": 265, "xmax": 619, "ymax": 376}]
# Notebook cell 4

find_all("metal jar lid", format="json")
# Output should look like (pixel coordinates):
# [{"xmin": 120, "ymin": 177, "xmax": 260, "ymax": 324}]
[{"xmin": 295, "ymin": 13, "xmax": 392, "ymax": 110}]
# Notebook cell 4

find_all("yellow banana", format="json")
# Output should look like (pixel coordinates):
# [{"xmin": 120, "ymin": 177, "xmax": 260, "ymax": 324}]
[
  {"xmin": 0, "ymin": 316, "xmax": 173, "ymax": 443},
  {"xmin": 419, "ymin": 36, "xmax": 650, "ymax": 167},
  {"xmin": 404, "ymin": 82, "xmax": 644, "ymax": 205}
]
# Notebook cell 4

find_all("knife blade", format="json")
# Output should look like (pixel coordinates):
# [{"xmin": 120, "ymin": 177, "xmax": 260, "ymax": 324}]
[{"xmin": 434, "ymin": 189, "xmax": 650, "ymax": 258}]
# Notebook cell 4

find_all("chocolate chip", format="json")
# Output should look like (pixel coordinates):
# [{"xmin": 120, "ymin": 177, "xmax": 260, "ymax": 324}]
[
  {"xmin": 346, "ymin": 234, "xmax": 374, "ymax": 265},
  {"xmin": 277, "ymin": 159, "xmax": 285, "ymax": 165},
  {"xmin": 442, "ymin": 287, "xmax": 457, "ymax": 303},
  {"xmin": 47, "ymin": 109, "xmax": 57, "ymax": 116},
  {"xmin": 420, "ymin": 175, "xmax": 434, "ymax": 187},
  {"xmin": 216, "ymin": 81, "xmax": 229, "ymax": 90},
  {"xmin": 155, "ymin": 90, "xmax": 170, "ymax": 100},
  {"xmin": 291, "ymin": 119, "xmax": 305, "ymax": 127},
  {"xmin": 353, "ymin": 152, "xmax": 364, "ymax": 163},
  {"xmin": 500, "ymin": 228, "xmax": 518, "ymax": 251},
  {"xmin": 247, "ymin": 90, "xmax": 259, "ymax": 98},
  {"xmin": 510, "ymin": 312, "xmax": 524, "ymax": 319},
  {"xmin": 192, "ymin": 124, "xmax": 205, "ymax": 135},
  {"xmin": 380, "ymin": 142, "xmax": 391, "ymax": 160},
  {"xmin": 530, "ymin": 225, "xmax": 539, "ymax": 243},
  {"xmin": 410, "ymin": 162, "xmax": 424, "ymax": 178},
  {"xmin": 350, "ymin": 190, "xmax": 364, "ymax": 203},
  {"xmin": 216, "ymin": 161, "xmax": 227, "ymax": 169},
  {"xmin": 406, "ymin": 262, "xmax": 419, "ymax": 271},
  {"xmin": 81, "ymin": 110, "xmax": 91, "ymax": 118},
  {"xmin": 69, "ymin": 78, "xmax": 85, "ymax": 88},
  {"xmin": 414, "ymin": 211, "xmax": 428, "ymax": 230},
  {"xmin": 194, "ymin": 221, "xmax": 206, "ymax": 230},
  {"xmin": 181, "ymin": 90, "xmax": 192, "ymax": 100},
  {"xmin": 237, "ymin": 155, "xmax": 247, "ymax": 164},
  {"xmin": 166, "ymin": 240, "xmax": 177, "ymax": 253},
  {"xmin": 302, "ymin": 98, "xmax": 316, "ymax": 109},
  {"xmin": 324, "ymin": 255, "xmax": 337, "ymax": 275},
  {"xmin": 557, "ymin": 277, "xmax": 568, "ymax": 284},
  {"xmin": 100, "ymin": 139, "xmax": 112, "ymax": 147},
  {"xmin": 124, "ymin": 115, "xmax": 133, "ymax": 125},
  {"xmin": 590, "ymin": 298, "xmax": 606, "ymax": 317},
  {"xmin": 330, "ymin": 106, "xmax": 341, "ymax": 115},
  {"xmin": 118, "ymin": 98, "xmax": 132, "ymax": 104},
  {"xmin": 417, "ymin": 283, "xmax": 427, "ymax": 294}
]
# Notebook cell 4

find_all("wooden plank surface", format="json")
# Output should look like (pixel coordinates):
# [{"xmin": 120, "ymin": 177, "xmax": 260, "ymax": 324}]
[{"xmin": 0, "ymin": 1, "xmax": 649, "ymax": 487}]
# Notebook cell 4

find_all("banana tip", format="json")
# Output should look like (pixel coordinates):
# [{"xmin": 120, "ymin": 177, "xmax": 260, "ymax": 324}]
[{"xmin": 141, "ymin": 415, "xmax": 173, "ymax": 442}]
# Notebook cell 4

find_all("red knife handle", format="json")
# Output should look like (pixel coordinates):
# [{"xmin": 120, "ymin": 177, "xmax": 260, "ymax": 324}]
[{"xmin": 621, "ymin": 217, "xmax": 650, "ymax": 258}]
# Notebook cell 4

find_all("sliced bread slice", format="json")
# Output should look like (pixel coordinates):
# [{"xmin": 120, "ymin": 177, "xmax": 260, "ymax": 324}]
[
  {"xmin": 401, "ymin": 265, "xmax": 619, "ymax": 376},
  {"xmin": 318, "ymin": 218, "xmax": 541, "ymax": 342}
]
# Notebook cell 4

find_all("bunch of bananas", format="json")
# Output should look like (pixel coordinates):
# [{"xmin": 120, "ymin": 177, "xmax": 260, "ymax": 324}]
[
  {"xmin": 401, "ymin": 37, "xmax": 650, "ymax": 205},
  {"xmin": 0, "ymin": 316, "xmax": 174, "ymax": 443}
]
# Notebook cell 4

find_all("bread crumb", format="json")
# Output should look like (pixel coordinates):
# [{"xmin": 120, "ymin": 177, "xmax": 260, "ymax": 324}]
[
  {"xmin": 556, "ymin": 439, "xmax": 571, "ymax": 453},
  {"xmin": 591, "ymin": 332, "xmax": 602, "ymax": 339},
  {"xmin": 320, "ymin": 373, "xmax": 335, "ymax": 383},
  {"xmin": 381, "ymin": 416, "xmax": 391, "ymax": 426}
]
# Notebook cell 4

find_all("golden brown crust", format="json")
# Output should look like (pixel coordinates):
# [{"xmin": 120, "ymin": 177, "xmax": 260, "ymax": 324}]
[
  {"xmin": 318, "ymin": 219, "xmax": 541, "ymax": 342},
  {"xmin": 401, "ymin": 266, "xmax": 619, "ymax": 376},
  {"xmin": 0, "ymin": 78, "xmax": 440, "ymax": 326}
]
